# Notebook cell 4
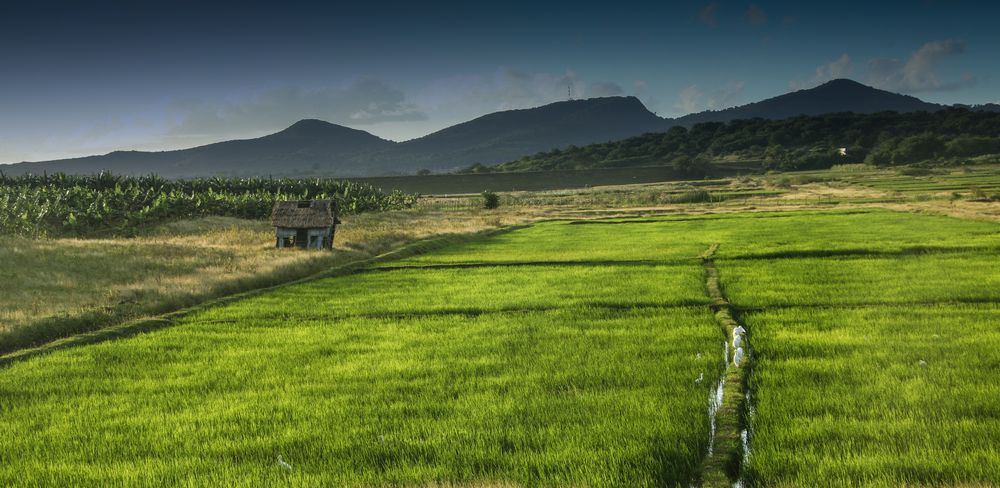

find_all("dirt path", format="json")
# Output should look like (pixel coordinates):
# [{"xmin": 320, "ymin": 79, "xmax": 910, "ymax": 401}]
[{"xmin": 699, "ymin": 244, "xmax": 752, "ymax": 487}]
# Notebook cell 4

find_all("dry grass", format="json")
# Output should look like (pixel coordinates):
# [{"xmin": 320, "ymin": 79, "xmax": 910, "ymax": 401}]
[{"xmin": 0, "ymin": 208, "xmax": 525, "ymax": 353}]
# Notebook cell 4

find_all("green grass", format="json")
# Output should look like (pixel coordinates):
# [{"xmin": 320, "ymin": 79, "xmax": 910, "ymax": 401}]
[
  {"xmin": 720, "ymin": 254, "xmax": 1000, "ymax": 308},
  {"xmin": 381, "ymin": 219, "xmax": 715, "ymax": 265},
  {"xmin": 0, "ymin": 308, "xmax": 722, "ymax": 486},
  {"xmin": 743, "ymin": 305, "xmax": 1000, "ymax": 487},
  {"xmin": 712, "ymin": 210, "xmax": 1000, "ymax": 486},
  {"xmin": 0, "ymin": 236, "xmax": 722, "ymax": 486},
  {"xmin": 2, "ymin": 207, "xmax": 999, "ymax": 486},
  {"xmin": 390, "ymin": 209, "xmax": 998, "ymax": 267},
  {"xmin": 199, "ymin": 265, "xmax": 708, "ymax": 322},
  {"xmin": 708, "ymin": 210, "xmax": 999, "ymax": 259}
]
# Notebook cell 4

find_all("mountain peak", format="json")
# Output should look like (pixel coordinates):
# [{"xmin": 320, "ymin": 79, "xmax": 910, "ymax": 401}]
[
  {"xmin": 815, "ymin": 78, "xmax": 868, "ymax": 89},
  {"xmin": 279, "ymin": 118, "xmax": 342, "ymax": 135},
  {"xmin": 264, "ymin": 119, "xmax": 393, "ymax": 145},
  {"xmin": 673, "ymin": 79, "xmax": 942, "ymax": 125},
  {"xmin": 809, "ymin": 78, "xmax": 899, "ymax": 96}
]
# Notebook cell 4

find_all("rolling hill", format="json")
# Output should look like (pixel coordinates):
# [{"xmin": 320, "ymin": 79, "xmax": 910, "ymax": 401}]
[
  {"xmin": 3, "ymin": 97, "xmax": 666, "ymax": 177},
  {"xmin": 5, "ymin": 79, "xmax": 988, "ymax": 178},
  {"xmin": 365, "ymin": 95, "xmax": 668, "ymax": 171},
  {"xmin": 1, "ymin": 119, "xmax": 395, "ymax": 178}
]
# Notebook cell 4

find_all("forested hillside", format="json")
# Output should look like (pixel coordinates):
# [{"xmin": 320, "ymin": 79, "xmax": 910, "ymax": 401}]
[{"xmin": 481, "ymin": 109, "xmax": 1000, "ymax": 175}]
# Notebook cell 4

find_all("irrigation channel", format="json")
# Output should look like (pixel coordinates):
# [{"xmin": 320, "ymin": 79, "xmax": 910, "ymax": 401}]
[{"xmin": 699, "ymin": 244, "xmax": 754, "ymax": 488}]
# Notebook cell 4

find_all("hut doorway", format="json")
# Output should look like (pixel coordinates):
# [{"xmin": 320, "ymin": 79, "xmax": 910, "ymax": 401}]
[{"xmin": 295, "ymin": 228, "xmax": 308, "ymax": 248}]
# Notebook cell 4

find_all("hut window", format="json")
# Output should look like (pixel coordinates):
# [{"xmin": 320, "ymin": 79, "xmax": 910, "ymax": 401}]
[{"xmin": 297, "ymin": 201, "xmax": 311, "ymax": 208}]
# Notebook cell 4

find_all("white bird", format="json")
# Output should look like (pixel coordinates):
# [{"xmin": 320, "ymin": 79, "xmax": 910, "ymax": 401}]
[
  {"xmin": 733, "ymin": 347, "xmax": 745, "ymax": 367},
  {"xmin": 696, "ymin": 353, "xmax": 702, "ymax": 359},
  {"xmin": 277, "ymin": 455, "xmax": 292, "ymax": 472},
  {"xmin": 918, "ymin": 359, "xmax": 928, "ymax": 367},
  {"xmin": 695, "ymin": 373, "xmax": 704, "ymax": 384}
]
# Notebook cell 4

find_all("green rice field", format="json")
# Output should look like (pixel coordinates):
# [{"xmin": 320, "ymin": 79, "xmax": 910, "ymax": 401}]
[{"xmin": 1, "ymin": 208, "xmax": 998, "ymax": 486}]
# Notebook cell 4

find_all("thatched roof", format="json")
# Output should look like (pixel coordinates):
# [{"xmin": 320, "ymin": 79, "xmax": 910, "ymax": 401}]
[{"xmin": 271, "ymin": 200, "xmax": 338, "ymax": 228}]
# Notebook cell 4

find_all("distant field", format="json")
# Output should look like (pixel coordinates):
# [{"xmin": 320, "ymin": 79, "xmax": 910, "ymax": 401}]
[
  {"xmin": 346, "ymin": 162, "xmax": 759, "ymax": 195},
  {"xmin": 788, "ymin": 165, "xmax": 1000, "ymax": 197},
  {"xmin": 1, "ymin": 208, "xmax": 998, "ymax": 486},
  {"xmin": 856, "ymin": 170, "xmax": 1000, "ymax": 195}
]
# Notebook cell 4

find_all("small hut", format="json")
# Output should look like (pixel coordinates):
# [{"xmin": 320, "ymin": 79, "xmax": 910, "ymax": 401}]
[{"xmin": 270, "ymin": 200, "xmax": 340, "ymax": 249}]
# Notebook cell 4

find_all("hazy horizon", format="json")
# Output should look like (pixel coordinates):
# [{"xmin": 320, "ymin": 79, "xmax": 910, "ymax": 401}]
[{"xmin": 3, "ymin": 0, "xmax": 999, "ymax": 164}]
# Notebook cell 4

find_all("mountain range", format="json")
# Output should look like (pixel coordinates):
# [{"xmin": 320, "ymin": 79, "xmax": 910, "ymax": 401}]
[{"xmin": 3, "ymin": 79, "xmax": 996, "ymax": 177}]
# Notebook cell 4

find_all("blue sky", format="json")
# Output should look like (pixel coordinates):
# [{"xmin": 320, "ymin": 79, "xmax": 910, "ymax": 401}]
[{"xmin": 1, "ymin": 0, "xmax": 997, "ymax": 163}]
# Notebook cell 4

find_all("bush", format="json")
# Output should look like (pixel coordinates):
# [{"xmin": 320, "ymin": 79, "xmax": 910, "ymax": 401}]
[
  {"xmin": 481, "ymin": 190, "xmax": 500, "ymax": 209},
  {"xmin": 668, "ymin": 189, "xmax": 714, "ymax": 203}
]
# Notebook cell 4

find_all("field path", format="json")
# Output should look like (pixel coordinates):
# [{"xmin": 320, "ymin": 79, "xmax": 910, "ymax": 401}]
[{"xmin": 699, "ymin": 244, "xmax": 751, "ymax": 487}]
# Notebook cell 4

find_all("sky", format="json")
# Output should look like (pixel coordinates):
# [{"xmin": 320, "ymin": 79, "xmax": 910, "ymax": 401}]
[{"xmin": 1, "ymin": 0, "xmax": 998, "ymax": 163}]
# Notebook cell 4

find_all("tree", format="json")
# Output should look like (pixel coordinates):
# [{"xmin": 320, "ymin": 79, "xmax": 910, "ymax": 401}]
[
  {"xmin": 893, "ymin": 134, "xmax": 945, "ymax": 164},
  {"xmin": 763, "ymin": 145, "xmax": 790, "ymax": 170}
]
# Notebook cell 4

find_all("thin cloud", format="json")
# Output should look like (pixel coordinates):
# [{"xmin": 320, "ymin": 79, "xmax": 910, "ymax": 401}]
[
  {"xmin": 790, "ymin": 54, "xmax": 853, "ymax": 90},
  {"xmin": 167, "ymin": 78, "xmax": 426, "ymax": 142},
  {"xmin": 698, "ymin": 3, "xmax": 720, "ymax": 27},
  {"xmin": 746, "ymin": 4, "xmax": 768, "ymax": 26},
  {"xmin": 707, "ymin": 81, "xmax": 746, "ymax": 109},
  {"xmin": 866, "ymin": 39, "xmax": 975, "ymax": 93},
  {"xmin": 673, "ymin": 81, "xmax": 745, "ymax": 114},
  {"xmin": 588, "ymin": 82, "xmax": 625, "ymax": 97},
  {"xmin": 675, "ymin": 85, "xmax": 704, "ymax": 114},
  {"xmin": 419, "ymin": 67, "xmax": 631, "ymax": 116}
]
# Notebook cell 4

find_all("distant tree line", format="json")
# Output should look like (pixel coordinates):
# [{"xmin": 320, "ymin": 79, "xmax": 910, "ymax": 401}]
[{"xmin": 459, "ymin": 109, "xmax": 1000, "ymax": 175}]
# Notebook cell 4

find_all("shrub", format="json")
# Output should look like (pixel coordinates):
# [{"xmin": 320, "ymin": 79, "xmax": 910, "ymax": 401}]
[
  {"xmin": 481, "ymin": 190, "xmax": 500, "ymax": 209},
  {"xmin": 668, "ymin": 189, "xmax": 714, "ymax": 203}
]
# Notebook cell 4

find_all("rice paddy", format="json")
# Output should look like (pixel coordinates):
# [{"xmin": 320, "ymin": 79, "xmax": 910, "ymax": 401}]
[
  {"xmin": 1, "ymin": 208, "xmax": 998, "ymax": 486},
  {"xmin": 716, "ymin": 211, "xmax": 1000, "ymax": 487}
]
